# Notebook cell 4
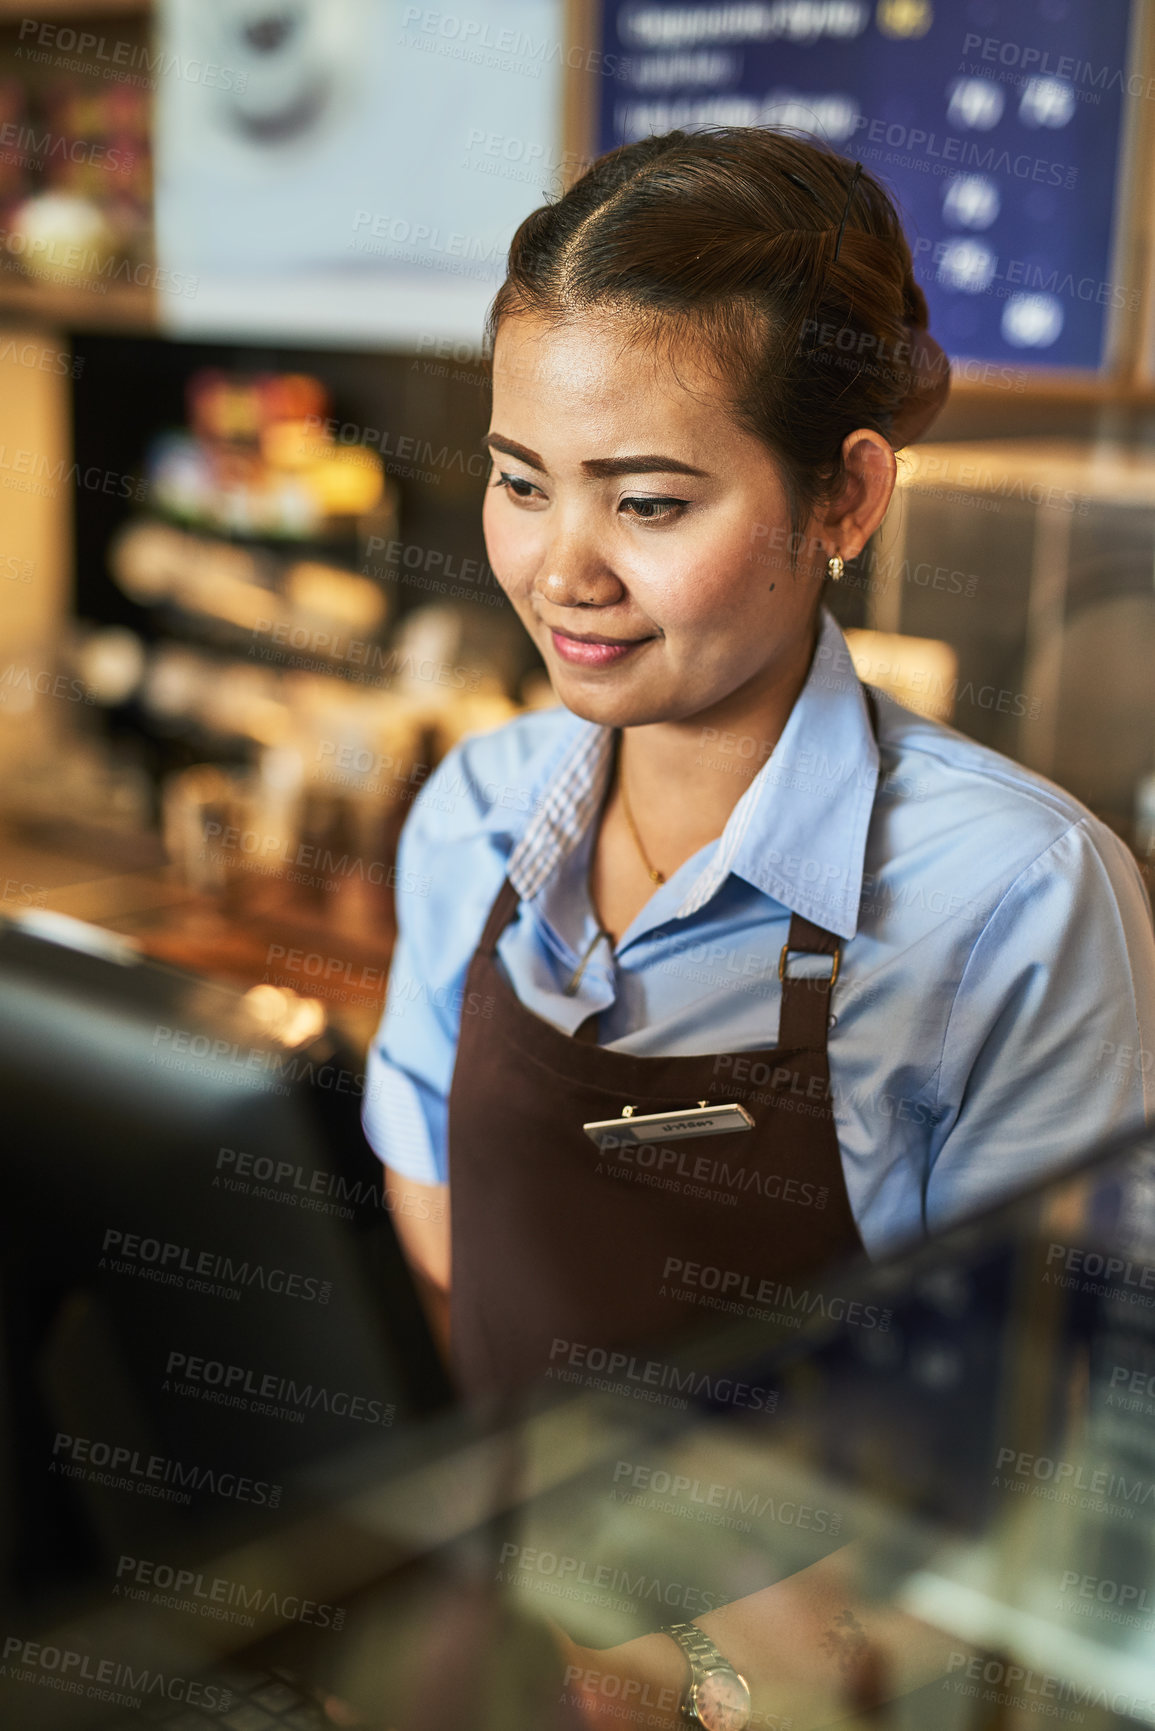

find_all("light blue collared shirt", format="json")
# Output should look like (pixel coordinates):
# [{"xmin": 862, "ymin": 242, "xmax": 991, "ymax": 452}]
[{"xmin": 363, "ymin": 609, "xmax": 1155, "ymax": 1258}]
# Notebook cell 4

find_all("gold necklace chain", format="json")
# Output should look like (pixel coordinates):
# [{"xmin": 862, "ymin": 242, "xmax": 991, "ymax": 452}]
[{"xmin": 617, "ymin": 747, "xmax": 666, "ymax": 885}]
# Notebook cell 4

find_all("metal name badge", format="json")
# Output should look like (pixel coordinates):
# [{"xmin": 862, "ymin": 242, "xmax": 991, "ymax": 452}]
[{"xmin": 583, "ymin": 1102, "xmax": 755, "ymax": 1150}]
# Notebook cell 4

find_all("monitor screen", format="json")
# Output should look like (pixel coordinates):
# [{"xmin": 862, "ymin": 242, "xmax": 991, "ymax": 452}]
[{"xmin": 0, "ymin": 910, "xmax": 452, "ymax": 1625}]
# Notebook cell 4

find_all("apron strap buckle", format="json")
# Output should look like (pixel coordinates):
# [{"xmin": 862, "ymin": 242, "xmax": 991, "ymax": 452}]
[
  {"xmin": 778, "ymin": 942, "xmax": 841, "ymax": 989},
  {"xmin": 778, "ymin": 916, "xmax": 841, "ymax": 1049}
]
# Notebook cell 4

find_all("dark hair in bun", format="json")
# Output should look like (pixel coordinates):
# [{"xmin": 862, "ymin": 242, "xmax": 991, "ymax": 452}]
[{"xmin": 486, "ymin": 127, "xmax": 949, "ymax": 550}]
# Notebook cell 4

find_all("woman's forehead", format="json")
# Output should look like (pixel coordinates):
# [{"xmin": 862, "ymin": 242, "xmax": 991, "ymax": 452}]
[{"xmin": 489, "ymin": 311, "xmax": 740, "ymax": 442}]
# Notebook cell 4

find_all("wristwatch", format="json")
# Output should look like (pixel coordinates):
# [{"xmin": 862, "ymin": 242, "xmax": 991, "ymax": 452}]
[{"xmin": 661, "ymin": 1622, "xmax": 752, "ymax": 1731}]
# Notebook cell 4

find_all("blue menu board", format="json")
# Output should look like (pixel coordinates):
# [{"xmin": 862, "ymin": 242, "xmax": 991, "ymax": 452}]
[{"xmin": 595, "ymin": 0, "xmax": 1135, "ymax": 371}]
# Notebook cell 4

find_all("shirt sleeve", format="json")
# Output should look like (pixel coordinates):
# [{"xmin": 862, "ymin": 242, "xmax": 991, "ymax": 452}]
[
  {"xmin": 926, "ymin": 817, "xmax": 1155, "ymax": 1234},
  {"xmin": 361, "ymin": 773, "xmax": 475, "ymax": 1186}
]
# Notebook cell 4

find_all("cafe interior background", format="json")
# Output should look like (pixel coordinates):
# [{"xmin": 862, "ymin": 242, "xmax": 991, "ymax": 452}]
[
  {"xmin": 1, "ymin": 0, "xmax": 1154, "ymax": 1046},
  {"xmin": 5, "ymin": 2, "xmax": 1155, "ymax": 1727}
]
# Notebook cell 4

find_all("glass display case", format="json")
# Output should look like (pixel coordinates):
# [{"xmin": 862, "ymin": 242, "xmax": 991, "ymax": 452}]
[{"xmin": 8, "ymin": 1102, "xmax": 1155, "ymax": 1729}]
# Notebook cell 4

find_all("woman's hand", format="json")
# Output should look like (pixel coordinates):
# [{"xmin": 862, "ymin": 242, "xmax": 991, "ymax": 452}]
[
  {"xmin": 547, "ymin": 1547, "xmax": 964, "ymax": 1730},
  {"xmin": 551, "ymin": 1625, "xmax": 684, "ymax": 1730}
]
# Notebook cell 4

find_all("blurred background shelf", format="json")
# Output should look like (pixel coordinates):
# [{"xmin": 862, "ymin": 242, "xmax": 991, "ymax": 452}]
[
  {"xmin": 0, "ymin": 0, "xmax": 148, "ymax": 13},
  {"xmin": 0, "ymin": 276, "xmax": 154, "ymax": 327},
  {"xmin": 2, "ymin": 0, "xmax": 1155, "ymax": 996}
]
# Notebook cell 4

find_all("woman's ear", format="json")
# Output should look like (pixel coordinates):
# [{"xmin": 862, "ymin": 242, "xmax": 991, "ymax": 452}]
[{"xmin": 820, "ymin": 429, "xmax": 897, "ymax": 562}]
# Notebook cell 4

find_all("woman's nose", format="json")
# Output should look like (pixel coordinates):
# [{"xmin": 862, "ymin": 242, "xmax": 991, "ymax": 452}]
[{"xmin": 532, "ymin": 527, "xmax": 626, "ymax": 609}]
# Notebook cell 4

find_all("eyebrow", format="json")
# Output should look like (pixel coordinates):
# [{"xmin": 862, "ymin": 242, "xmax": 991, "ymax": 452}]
[{"xmin": 482, "ymin": 434, "xmax": 709, "ymax": 479}]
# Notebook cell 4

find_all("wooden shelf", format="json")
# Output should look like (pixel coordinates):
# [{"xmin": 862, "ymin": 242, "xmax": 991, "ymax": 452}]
[
  {"xmin": 897, "ymin": 436, "xmax": 1155, "ymax": 504},
  {"xmin": 948, "ymin": 371, "xmax": 1155, "ymax": 405},
  {"xmin": 0, "ymin": 275, "xmax": 155, "ymax": 332},
  {"xmin": 0, "ymin": 0, "xmax": 149, "ymax": 17}
]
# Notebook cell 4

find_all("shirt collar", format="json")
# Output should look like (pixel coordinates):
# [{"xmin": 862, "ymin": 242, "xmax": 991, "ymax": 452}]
[{"xmin": 504, "ymin": 608, "xmax": 879, "ymax": 941}]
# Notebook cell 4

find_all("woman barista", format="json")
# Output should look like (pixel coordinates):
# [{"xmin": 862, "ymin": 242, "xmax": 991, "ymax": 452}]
[
  {"xmin": 366, "ymin": 125, "xmax": 1153, "ymax": 1374},
  {"xmin": 361, "ymin": 132, "xmax": 1155, "ymax": 1718}
]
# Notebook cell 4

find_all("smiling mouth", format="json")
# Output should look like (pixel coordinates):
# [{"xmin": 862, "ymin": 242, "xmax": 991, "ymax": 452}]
[
  {"xmin": 548, "ymin": 627, "xmax": 655, "ymax": 668},
  {"xmin": 554, "ymin": 628, "xmax": 650, "ymax": 646}
]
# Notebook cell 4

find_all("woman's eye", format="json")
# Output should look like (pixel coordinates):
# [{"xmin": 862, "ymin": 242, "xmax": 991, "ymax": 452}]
[
  {"xmin": 489, "ymin": 473, "xmax": 686, "ymax": 521},
  {"xmin": 621, "ymin": 496, "xmax": 688, "ymax": 522},
  {"xmin": 492, "ymin": 471, "xmax": 541, "ymax": 501}
]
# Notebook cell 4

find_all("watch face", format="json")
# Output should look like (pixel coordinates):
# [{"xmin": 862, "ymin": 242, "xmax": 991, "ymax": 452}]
[{"xmin": 692, "ymin": 1669, "xmax": 752, "ymax": 1731}]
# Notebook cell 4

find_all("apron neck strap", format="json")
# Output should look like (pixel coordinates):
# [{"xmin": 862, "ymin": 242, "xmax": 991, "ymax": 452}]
[
  {"xmin": 862, "ymin": 681, "xmax": 880, "ymax": 742},
  {"xmin": 475, "ymin": 681, "xmax": 879, "ymax": 1026},
  {"xmin": 777, "ymin": 679, "xmax": 877, "ymax": 1049},
  {"xmin": 478, "ymin": 876, "xmax": 522, "ymax": 955}
]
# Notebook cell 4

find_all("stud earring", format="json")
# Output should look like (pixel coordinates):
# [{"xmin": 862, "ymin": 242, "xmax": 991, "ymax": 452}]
[{"xmin": 826, "ymin": 552, "xmax": 844, "ymax": 582}]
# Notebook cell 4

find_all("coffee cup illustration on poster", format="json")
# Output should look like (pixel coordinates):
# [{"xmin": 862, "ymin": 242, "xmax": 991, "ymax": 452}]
[{"xmin": 153, "ymin": 0, "xmax": 563, "ymax": 348}]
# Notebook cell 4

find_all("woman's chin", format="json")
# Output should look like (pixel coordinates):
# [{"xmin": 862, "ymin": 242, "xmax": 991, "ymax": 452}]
[{"xmin": 550, "ymin": 678, "xmax": 688, "ymax": 731}]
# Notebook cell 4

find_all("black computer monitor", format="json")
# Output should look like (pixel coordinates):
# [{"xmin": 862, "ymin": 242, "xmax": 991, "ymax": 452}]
[{"xmin": 0, "ymin": 909, "xmax": 453, "ymax": 1628}]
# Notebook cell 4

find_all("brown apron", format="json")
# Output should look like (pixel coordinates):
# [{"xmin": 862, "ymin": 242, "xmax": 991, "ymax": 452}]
[{"xmin": 447, "ymin": 710, "xmax": 876, "ymax": 1404}]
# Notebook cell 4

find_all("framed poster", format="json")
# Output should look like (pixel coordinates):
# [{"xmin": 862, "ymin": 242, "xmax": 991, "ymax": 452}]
[{"xmin": 593, "ymin": 0, "xmax": 1139, "ymax": 374}]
